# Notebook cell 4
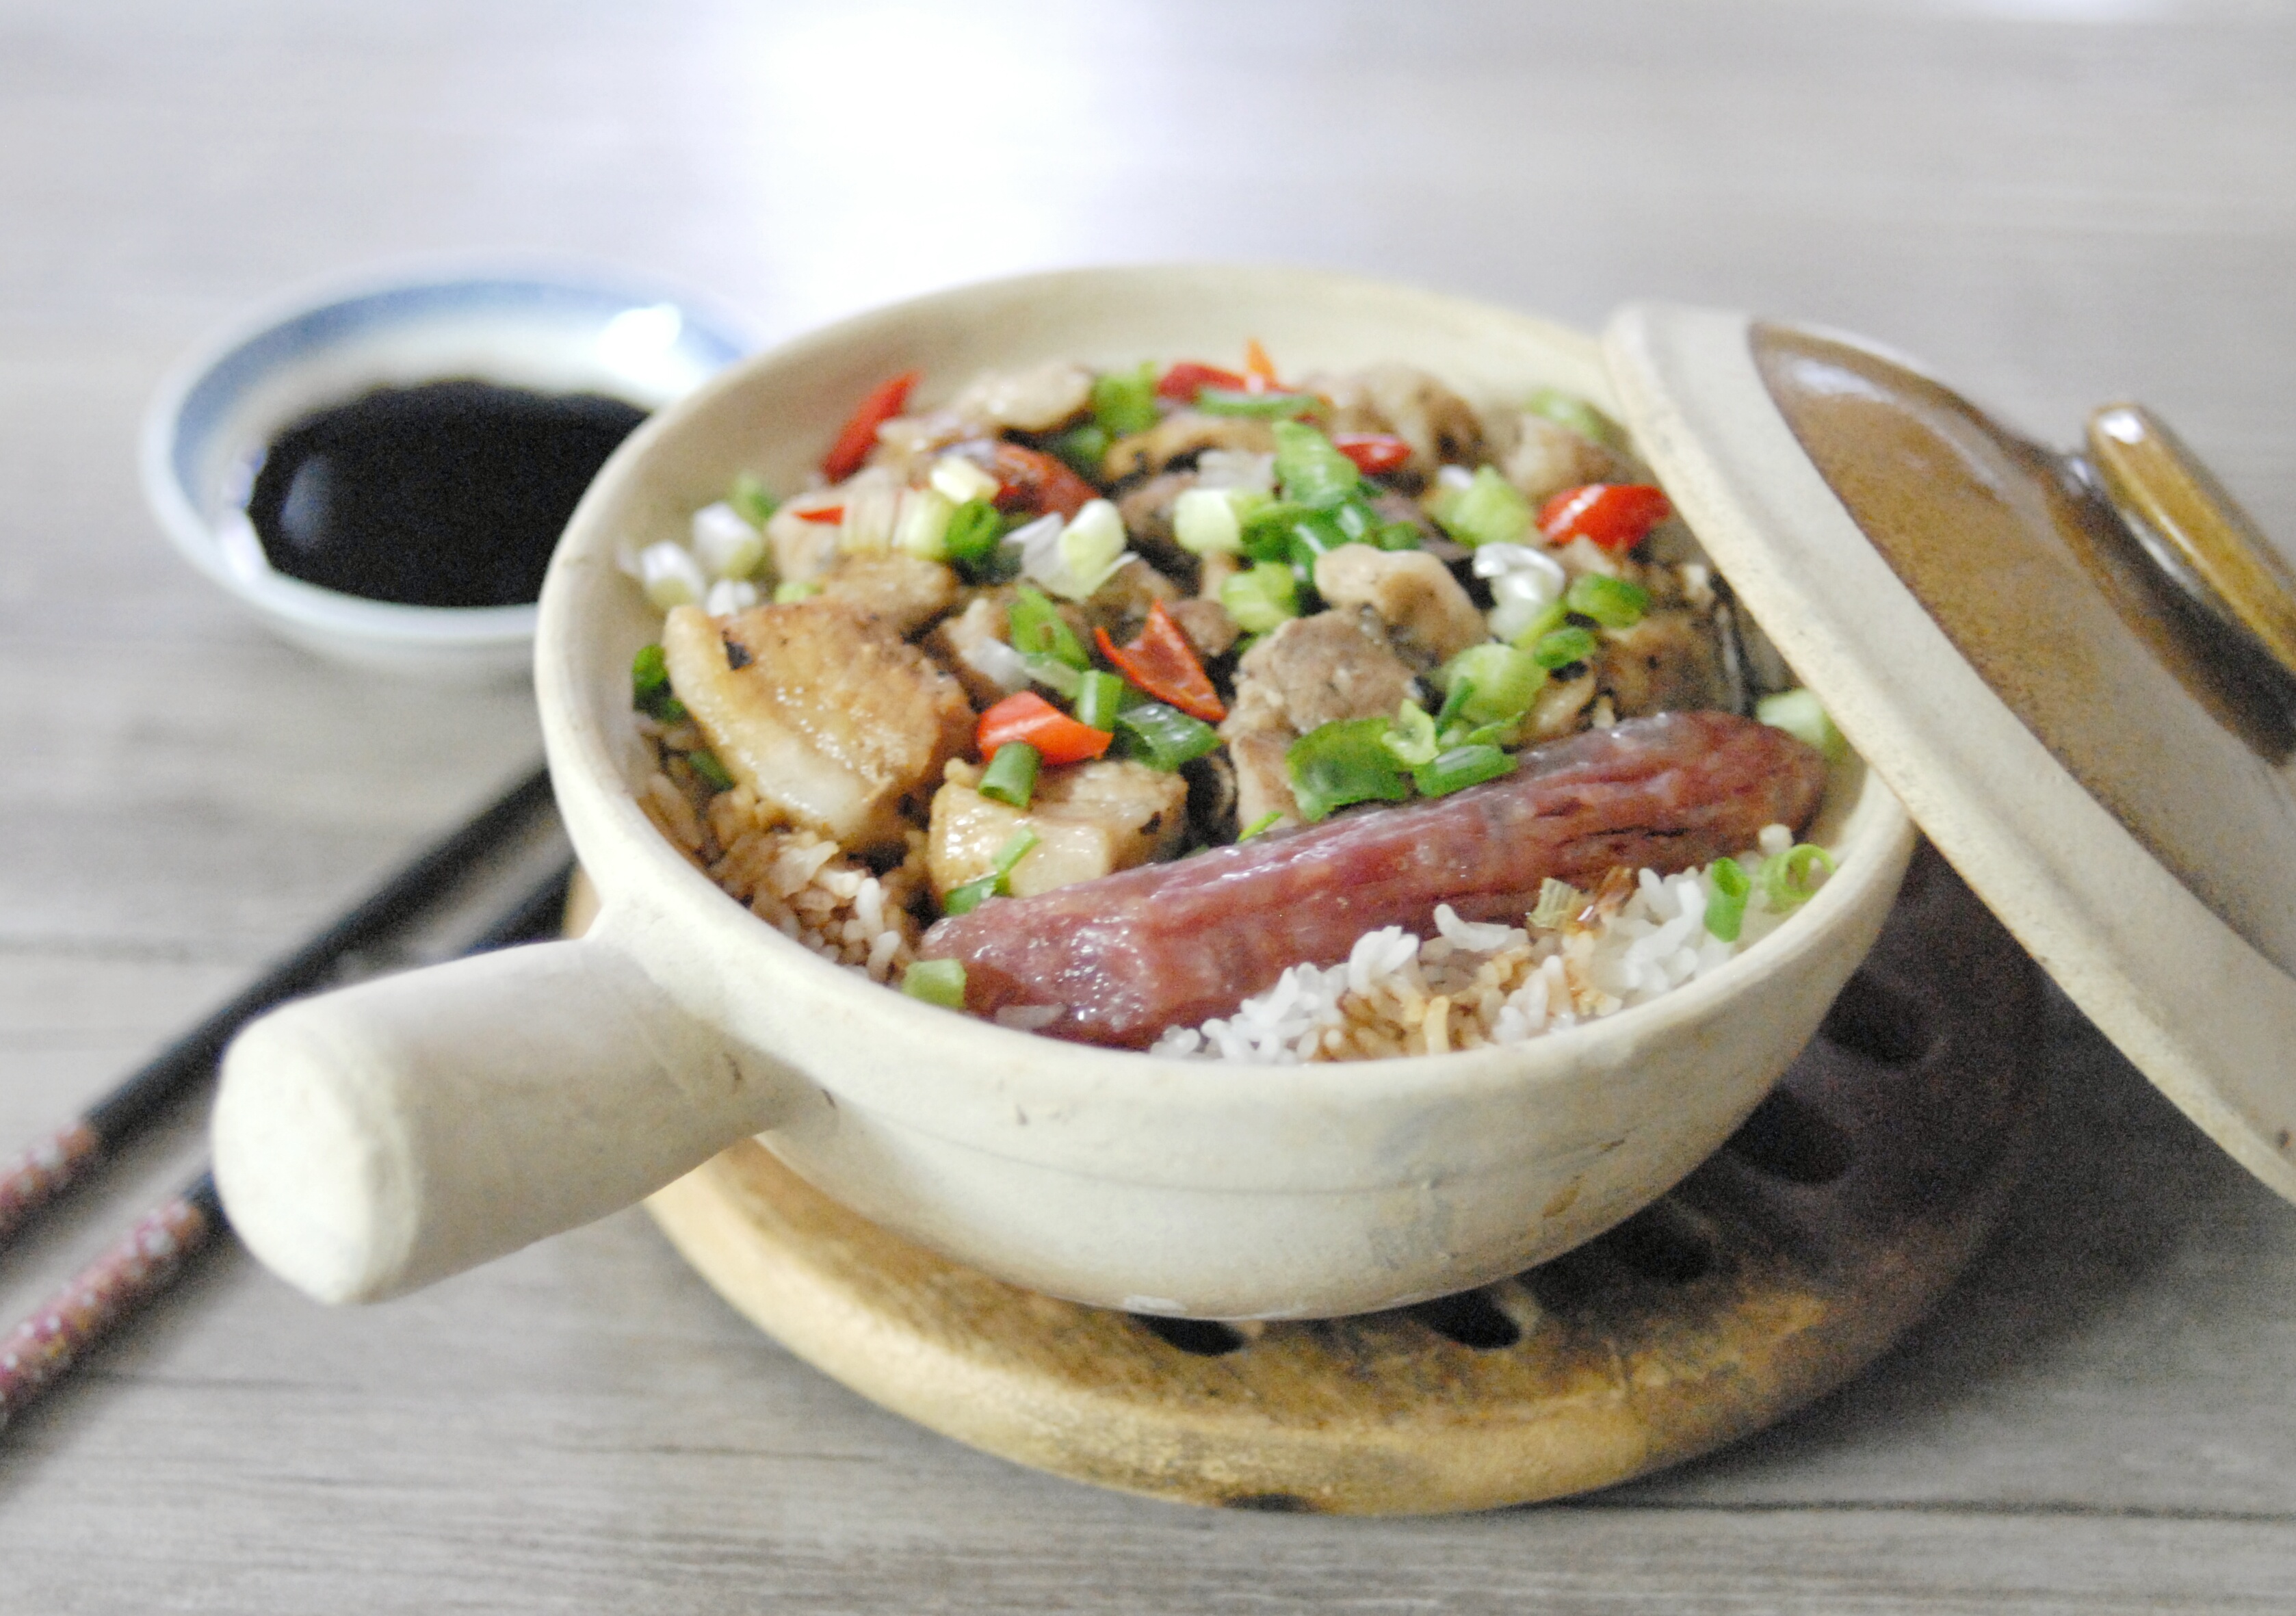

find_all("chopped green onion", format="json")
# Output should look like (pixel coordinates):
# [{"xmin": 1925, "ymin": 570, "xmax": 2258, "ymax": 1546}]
[
  {"xmin": 1755, "ymin": 688, "xmax": 1848, "ymax": 762},
  {"xmin": 1563, "ymin": 572, "xmax": 1649, "ymax": 628},
  {"xmin": 1091, "ymin": 363, "xmax": 1160, "ymax": 436},
  {"xmin": 1021, "ymin": 653, "xmax": 1082, "ymax": 699},
  {"xmin": 940, "ymin": 875, "xmax": 999, "ymax": 917},
  {"xmin": 894, "ymin": 486, "xmax": 956, "ymax": 560},
  {"xmin": 1530, "ymin": 624, "xmax": 1599, "ymax": 670},
  {"xmin": 1428, "ymin": 465, "xmax": 1532, "ymax": 548},
  {"xmin": 1174, "ymin": 486, "xmax": 1266, "ymax": 556},
  {"xmin": 942, "ymin": 498, "xmax": 1005, "ymax": 580},
  {"xmin": 991, "ymin": 826, "xmax": 1041, "ymax": 880},
  {"xmin": 1435, "ymin": 675, "xmax": 1477, "ymax": 732},
  {"xmin": 1529, "ymin": 877, "xmax": 1582, "ymax": 931},
  {"xmin": 902, "ymin": 958, "xmax": 968, "ymax": 1008},
  {"xmin": 1239, "ymin": 811, "xmax": 1283, "ymax": 839},
  {"xmin": 631, "ymin": 643, "xmax": 686, "ymax": 721},
  {"xmin": 1073, "ymin": 669, "xmax": 1128, "ymax": 731},
  {"xmin": 1282, "ymin": 508, "xmax": 1351, "ymax": 572},
  {"xmin": 1381, "ymin": 699, "xmax": 1440, "ymax": 768},
  {"xmin": 943, "ymin": 829, "xmax": 1040, "ymax": 918},
  {"xmin": 772, "ymin": 579, "xmax": 824, "ymax": 604},
  {"xmin": 729, "ymin": 472, "xmax": 779, "ymax": 529},
  {"xmin": 1704, "ymin": 857, "xmax": 1751, "ymax": 942},
  {"xmin": 1195, "ymin": 387, "xmax": 1323, "ymax": 420},
  {"xmin": 1525, "ymin": 387, "xmax": 1623, "ymax": 450},
  {"xmin": 686, "ymin": 748, "xmax": 735, "ymax": 792},
  {"xmin": 1220, "ymin": 560, "xmax": 1300, "ymax": 632},
  {"xmin": 1438, "ymin": 642, "xmax": 1548, "ymax": 727},
  {"xmin": 1053, "ymin": 499, "xmax": 1130, "ymax": 602},
  {"xmin": 1506, "ymin": 599, "xmax": 1570, "ymax": 653},
  {"xmin": 1287, "ymin": 717, "xmax": 1413, "ymax": 822},
  {"xmin": 1049, "ymin": 421, "xmax": 1110, "ymax": 478},
  {"xmin": 1758, "ymin": 844, "xmax": 1836, "ymax": 911},
  {"xmin": 978, "ymin": 740, "xmax": 1041, "ymax": 808},
  {"xmin": 1412, "ymin": 743, "xmax": 1515, "ymax": 798},
  {"xmin": 1115, "ymin": 700, "xmax": 1220, "ymax": 770},
  {"xmin": 1238, "ymin": 499, "xmax": 1308, "ymax": 562},
  {"xmin": 1374, "ymin": 519, "xmax": 1424, "ymax": 551},
  {"xmin": 1272, "ymin": 421, "xmax": 1360, "ymax": 510},
  {"xmin": 1008, "ymin": 585, "xmax": 1089, "ymax": 669}
]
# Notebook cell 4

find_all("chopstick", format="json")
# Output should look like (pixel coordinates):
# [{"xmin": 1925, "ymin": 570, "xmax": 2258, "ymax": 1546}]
[
  {"xmin": 0, "ymin": 855, "xmax": 579, "ymax": 1431},
  {"xmin": 0, "ymin": 764, "xmax": 553, "ymax": 1253}
]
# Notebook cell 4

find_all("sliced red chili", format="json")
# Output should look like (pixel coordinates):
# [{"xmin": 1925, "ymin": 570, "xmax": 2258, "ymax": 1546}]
[
  {"xmin": 1095, "ymin": 600, "xmax": 1226, "ymax": 723},
  {"xmin": 793, "ymin": 505, "xmax": 845, "ymax": 525},
  {"xmin": 820, "ymin": 369, "xmax": 920, "ymax": 483},
  {"xmin": 1242, "ymin": 338, "xmax": 1281, "ymax": 391},
  {"xmin": 1156, "ymin": 361, "xmax": 1249, "ymax": 402},
  {"xmin": 979, "ymin": 441, "xmax": 1098, "ymax": 521},
  {"xmin": 1331, "ymin": 432, "xmax": 1413, "ymax": 476},
  {"xmin": 976, "ymin": 690, "xmax": 1114, "ymax": 767},
  {"xmin": 1537, "ymin": 483, "xmax": 1673, "ymax": 552}
]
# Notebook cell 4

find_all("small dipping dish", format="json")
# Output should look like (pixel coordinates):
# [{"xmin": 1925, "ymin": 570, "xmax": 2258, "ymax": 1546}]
[{"xmin": 142, "ymin": 263, "xmax": 757, "ymax": 681}]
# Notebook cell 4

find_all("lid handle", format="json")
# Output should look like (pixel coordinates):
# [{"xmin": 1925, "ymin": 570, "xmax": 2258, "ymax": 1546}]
[{"xmin": 2086, "ymin": 404, "xmax": 2296, "ymax": 682}]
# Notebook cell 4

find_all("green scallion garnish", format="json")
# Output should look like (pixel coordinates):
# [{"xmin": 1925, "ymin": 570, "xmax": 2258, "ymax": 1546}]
[
  {"xmin": 1091, "ymin": 363, "xmax": 1160, "ymax": 436},
  {"xmin": 1563, "ymin": 572, "xmax": 1649, "ymax": 628},
  {"xmin": 1050, "ymin": 421, "xmax": 1111, "ymax": 478},
  {"xmin": 1754, "ymin": 688, "xmax": 1848, "ymax": 762},
  {"xmin": 941, "ymin": 875, "xmax": 1000, "ymax": 917},
  {"xmin": 942, "ymin": 498, "xmax": 1005, "ymax": 581},
  {"xmin": 1115, "ymin": 700, "xmax": 1220, "ymax": 771},
  {"xmin": 1758, "ymin": 844, "xmax": 1836, "ymax": 911},
  {"xmin": 631, "ymin": 643, "xmax": 687, "ymax": 722},
  {"xmin": 686, "ymin": 749, "xmax": 735, "ymax": 791},
  {"xmin": 1008, "ymin": 585, "xmax": 1088, "ymax": 670},
  {"xmin": 1704, "ymin": 857, "xmax": 1751, "ymax": 942},
  {"xmin": 1380, "ymin": 699, "xmax": 1440, "ymax": 768},
  {"xmin": 1437, "ymin": 643, "xmax": 1548, "ymax": 728},
  {"xmin": 1524, "ymin": 387, "xmax": 1623, "ymax": 450},
  {"xmin": 1219, "ymin": 560, "xmax": 1300, "ymax": 633},
  {"xmin": 978, "ymin": 740, "xmax": 1041, "ymax": 808},
  {"xmin": 1239, "ymin": 811, "xmax": 1283, "ymax": 839},
  {"xmin": 992, "ymin": 826, "xmax": 1041, "ymax": 880},
  {"xmin": 1427, "ymin": 465, "xmax": 1532, "ymax": 549},
  {"xmin": 1195, "ymin": 387, "xmax": 1323, "ymax": 420},
  {"xmin": 1530, "ymin": 624, "xmax": 1599, "ymax": 670},
  {"xmin": 902, "ymin": 958, "xmax": 968, "ymax": 1008},
  {"xmin": 729, "ymin": 471, "xmax": 779, "ymax": 529},
  {"xmin": 1073, "ymin": 669, "xmax": 1128, "ymax": 731},
  {"xmin": 1412, "ymin": 744, "xmax": 1515, "ymax": 798},
  {"xmin": 1021, "ymin": 653, "xmax": 1083, "ymax": 699},
  {"xmin": 1286, "ymin": 717, "xmax": 1413, "ymax": 822},
  {"xmin": 1272, "ymin": 421, "xmax": 1361, "ymax": 510}
]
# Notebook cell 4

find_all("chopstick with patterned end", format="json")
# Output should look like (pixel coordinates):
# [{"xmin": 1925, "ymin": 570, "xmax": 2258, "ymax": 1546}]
[
  {"xmin": 0, "ymin": 764, "xmax": 553, "ymax": 1254},
  {"xmin": 0, "ymin": 856, "xmax": 579, "ymax": 1431}
]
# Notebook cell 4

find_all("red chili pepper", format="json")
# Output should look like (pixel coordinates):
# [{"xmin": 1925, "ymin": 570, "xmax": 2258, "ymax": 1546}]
[
  {"xmin": 1095, "ymin": 601, "xmax": 1226, "ymax": 723},
  {"xmin": 1331, "ymin": 432, "xmax": 1413, "ymax": 476},
  {"xmin": 1156, "ymin": 361, "xmax": 1249, "ymax": 402},
  {"xmin": 976, "ymin": 691, "xmax": 1114, "ymax": 766},
  {"xmin": 793, "ymin": 505, "xmax": 845, "ymax": 525},
  {"xmin": 978, "ymin": 441, "xmax": 1098, "ymax": 521},
  {"xmin": 820, "ymin": 369, "xmax": 920, "ymax": 483},
  {"xmin": 1242, "ymin": 338, "xmax": 1280, "ymax": 392},
  {"xmin": 1537, "ymin": 483, "xmax": 1672, "ymax": 552}
]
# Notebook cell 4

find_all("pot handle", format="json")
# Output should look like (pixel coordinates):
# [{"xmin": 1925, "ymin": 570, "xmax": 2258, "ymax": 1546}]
[{"xmin": 212, "ymin": 933, "xmax": 789, "ymax": 1305}]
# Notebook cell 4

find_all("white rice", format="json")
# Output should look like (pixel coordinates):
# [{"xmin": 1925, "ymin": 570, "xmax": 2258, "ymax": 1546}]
[{"xmin": 1148, "ymin": 823, "xmax": 1818, "ymax": 1065}]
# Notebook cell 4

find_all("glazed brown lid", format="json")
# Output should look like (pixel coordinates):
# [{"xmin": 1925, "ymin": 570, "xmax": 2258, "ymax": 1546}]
[{"xmin": 1604, "ymin": 304, "xmax": 2296, "ymax": 1203}]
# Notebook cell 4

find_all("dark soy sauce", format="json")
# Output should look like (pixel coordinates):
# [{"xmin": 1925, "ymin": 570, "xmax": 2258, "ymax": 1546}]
[{"xmin": 244, "ymin": 379, "xmax": 648, "ymax": 609}]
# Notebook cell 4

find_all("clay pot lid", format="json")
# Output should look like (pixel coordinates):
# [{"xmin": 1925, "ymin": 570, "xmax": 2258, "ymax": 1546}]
[{"xmin": 1604, "ymin": 304, "xmax": 2296, "ymax": 1203}]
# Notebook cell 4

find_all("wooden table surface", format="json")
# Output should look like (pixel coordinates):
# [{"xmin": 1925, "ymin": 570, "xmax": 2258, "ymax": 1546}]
[{"xmin": 5, "ymin": 1, "xmax": 2295, "ymax": 1608}]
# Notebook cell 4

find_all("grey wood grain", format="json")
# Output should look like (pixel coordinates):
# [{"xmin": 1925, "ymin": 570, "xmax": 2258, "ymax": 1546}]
[{"xmin": 4, "ymin": 0, "xmax": 2294, "ymax": 1606}]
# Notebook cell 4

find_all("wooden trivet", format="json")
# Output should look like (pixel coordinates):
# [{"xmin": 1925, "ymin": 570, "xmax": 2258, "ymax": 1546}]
[{"xmin": 642, "ymin": 844, "xmax": 2043, "ymax": 1514}]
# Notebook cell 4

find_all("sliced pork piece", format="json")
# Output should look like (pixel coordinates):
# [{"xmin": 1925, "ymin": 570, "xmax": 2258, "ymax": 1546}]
[
  {"xmin": 927, "ymin": 759, "xmax": 1190, "ymax": 900},
  {"xmin": 1103, "ymin": 413, "xmax": 1277, "ymax": 482},
  {"xmin": 950, "ymin": 362, "xmax": 1094, "ymax": 434},
  {"xmin": 1227, "ymin": 729, "xmax": 1301, "ymax": 832},
  {"xmin": 1308, "ymin": 364, "xmax": 1485, "ymax": 475},
  {"xmin": 922, "ymin": 595, "xmax": 1022, "ymax": 707},
  {"xmin": 1493, "ymin": 410, "xmax": 1625, "ymax": 506},
  {"xmin": 919, "ymin": 711, "xmax": 1829, "ymax": 1047},
  {"xmin": 1164, "ymin": 595, "xmax": 1240, "ymax": 661},
  {"xmin": 1218, "ymin": 610, "xmax": 1418, "ymax": 740},
  {"xmin": 1595, "ymin": 608, "xmax": 1727, "ymax": 717},
  {"xmin": 813, "ymin": 553, "xmax": 961, "ymax": 638},
  {"xmin": 1312, "ymin": 544, "xmax": 1487, "ymax": 669},
  {"xmin": 661, "ymin": 601, "xmax": 972, "ymax": 855}
]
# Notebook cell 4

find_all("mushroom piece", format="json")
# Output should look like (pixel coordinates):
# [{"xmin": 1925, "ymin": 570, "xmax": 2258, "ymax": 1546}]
[{"xmin": 1312, "ymin": 543, "xmax": 1487, "ymax": 670}]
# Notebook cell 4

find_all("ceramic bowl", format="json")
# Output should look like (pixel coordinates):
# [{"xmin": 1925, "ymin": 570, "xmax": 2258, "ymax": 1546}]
[
  {"xmin": 213, "ymin": 265, "xmax": 1916, "ymax": 1319},
  {"xmin": 140, "ymin": 261, "xmax": 756, "ymax": 681}
]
